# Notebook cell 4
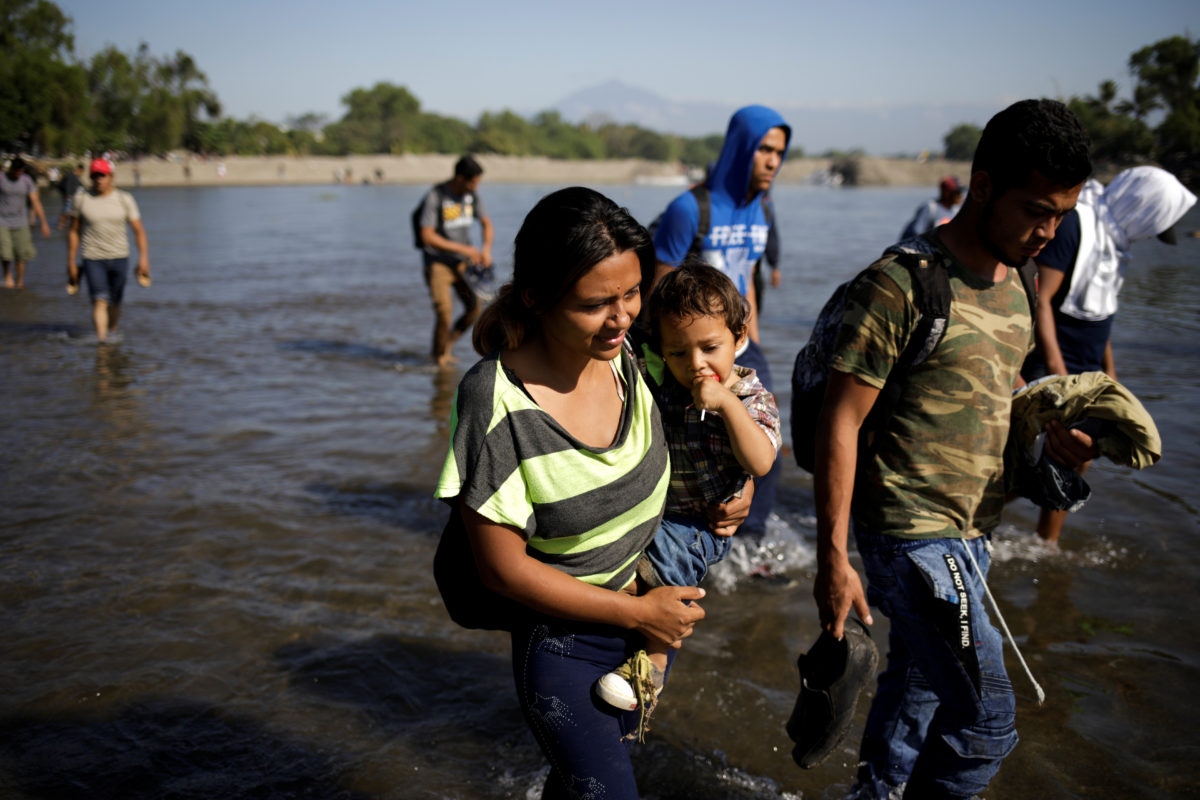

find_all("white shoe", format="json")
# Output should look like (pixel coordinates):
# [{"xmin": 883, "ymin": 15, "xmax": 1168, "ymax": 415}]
[
  {"xmin": 596, "ymin": 672, "xmax": 639, "ymax": 710},
  {"xmin": 594, "ymin": 650, "xmax": 665, "ymax": 711}
]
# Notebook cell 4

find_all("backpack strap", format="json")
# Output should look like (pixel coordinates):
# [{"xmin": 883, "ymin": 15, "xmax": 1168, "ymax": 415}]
[
  {"xmin": 867, "ymin": 241, "xmax": 953, "ymax": 437},
  {"xmin": 1015, "ymin": 259, "xmax": 1038, "ymax": 342},
  {"xmin": 688, "ymin": 184, "xmax": 710, "ymax": 259},
  {"xmin": 872, "ymin": 243, "xmax": 1037, "ymax": 434},
  {"xmin": 894, "ymin": 249, "xmax": 951, "ymax": 369},
  {"xmin": 432, "ymin": 182, "xmax": 447, "ymax": 227}
]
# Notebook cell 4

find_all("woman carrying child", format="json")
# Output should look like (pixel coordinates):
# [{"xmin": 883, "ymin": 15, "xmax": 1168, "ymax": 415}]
[{"xmin": 434, "ymin": 187, "xmax": 749, "ymax": 798}]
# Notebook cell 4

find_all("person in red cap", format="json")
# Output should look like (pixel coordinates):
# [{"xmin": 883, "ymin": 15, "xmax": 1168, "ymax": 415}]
[
  {"xmin": 66, "ymin": 158, "xmax": 151, "ymax": 343},
  {"xmin": 900, "ymin": 175, "xmax": 964, "ymax": 240}
]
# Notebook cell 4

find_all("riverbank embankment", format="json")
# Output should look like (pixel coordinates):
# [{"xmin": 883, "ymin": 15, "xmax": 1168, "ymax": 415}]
[{"xmin": 41, "ymin": 153, "xmax": 971, "ymax": 189}]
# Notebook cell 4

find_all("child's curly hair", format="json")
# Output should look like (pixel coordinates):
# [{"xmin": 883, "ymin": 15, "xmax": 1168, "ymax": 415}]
[{"xmin": 646, "ymin": 255, "xmax": 750, "ymax": 344}]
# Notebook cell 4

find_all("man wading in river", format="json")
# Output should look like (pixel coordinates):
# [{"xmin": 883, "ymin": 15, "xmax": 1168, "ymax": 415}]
[
  {"xmin": 812, "ymin": 99, "xmax": 1099, "ymax": 799},
  {"xmin": 67, "ymin": 158, "xmax": 151, "ymax": 344}
]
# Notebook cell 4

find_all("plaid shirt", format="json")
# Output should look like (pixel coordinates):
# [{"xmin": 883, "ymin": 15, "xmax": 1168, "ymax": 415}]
[{"xmin": 654, "ymin": 364, "xmax": 781, "ymax": 518}]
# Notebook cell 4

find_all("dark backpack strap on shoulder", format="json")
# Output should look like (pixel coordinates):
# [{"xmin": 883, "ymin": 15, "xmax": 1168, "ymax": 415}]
[
  {"xmin": 1016, "ymin": 259, "xmax": 1038, "ymax": 340},
  {"xmin": 687, "ymin": 184, "xmax": 710, "ymax": 258},
  {"xmin": 867, "ymin": 244, "xmax": 952, "ymax": 438},
  {"xmin": 894, "ymin": 249, "xmax": 951, "ymax": 368},
  {"xmin": 1016, "ymin": 259, "xmax": 1037, "ymax": 302}
]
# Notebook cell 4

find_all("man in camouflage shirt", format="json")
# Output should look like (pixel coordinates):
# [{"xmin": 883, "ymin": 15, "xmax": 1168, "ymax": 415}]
[{"xmin": 813, "ymin": 100, "xmax": 1097, "ymax": 799}]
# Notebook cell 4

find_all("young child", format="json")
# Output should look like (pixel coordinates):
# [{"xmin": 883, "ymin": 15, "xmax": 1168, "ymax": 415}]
[{"xmin": 596, "ymin": 257, "xmax": 781, "ymax": 713}]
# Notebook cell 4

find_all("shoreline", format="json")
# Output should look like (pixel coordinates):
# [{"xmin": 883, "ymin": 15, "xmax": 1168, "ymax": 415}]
[{"xmin": 42, "ymin": 153, "xmax": 971, "ymax": 189}]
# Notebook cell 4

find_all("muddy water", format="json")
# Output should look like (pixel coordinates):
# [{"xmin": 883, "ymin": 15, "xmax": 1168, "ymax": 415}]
[{"xmin": 1, "ymin": 183, "xmax": 1196, "ymax": 799}]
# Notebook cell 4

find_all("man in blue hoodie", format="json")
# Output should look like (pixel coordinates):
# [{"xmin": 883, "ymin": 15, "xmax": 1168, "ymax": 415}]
[{"xmin": 652, "ymin": 105, "xmax": 791, "ymax": 542}]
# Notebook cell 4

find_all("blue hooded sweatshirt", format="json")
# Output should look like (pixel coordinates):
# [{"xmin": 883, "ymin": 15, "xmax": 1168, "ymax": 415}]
[{"xmin": 653, "ymin": 105, "xmax": 791, "ymax": 298}]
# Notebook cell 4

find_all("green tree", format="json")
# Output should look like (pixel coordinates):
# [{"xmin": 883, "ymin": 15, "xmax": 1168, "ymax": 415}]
[
  {"xmin": 337, "ymin": 82, "xmax": 422, "ymax": 153},
  {"xmin": 135, "ymin": 50, "xmax": 218, "ymax": 154},
  {"xmin": 596, "ymin": 123, "xmax": 674, "ymax": 160},
  {"xmin": 86, "ymin": 46, "xmax": 142, "ymax": 151},
  {"xmin": 531, "ymin": 111, "xmax": 604, "ymax": 159},
  {"xmin": 1128, "ymin": 35, "xmax": 1200, "ymax": 185},
  {"xmin": 1068, "ymin": 80, "xmax": 1154, "ymax": 165},
  {"xmin": 286, "ymin": 112, "xmax": 328, "ymax": 134},
  {"xmin": 473, "ymin": 110, "xmax": 535, "ymax": 155},
  {"xmin": 679, "ymin": 134, "xmax": 723, "ymax": 168},
  {"xmin": 416, "ymin": 113, "xmax": 475, "ymax": 155},
  {"xmin": 942, "ymin": 124, "xmax": 981, "ymax": 161},
  {"xmin": 158, "ymin": 50, "xmax": 221, "ymax": 152},
  {"xmin": 38, "ymin": 57, "xmax": 89, "ymax": 154},
  {"xmin": 284, "ymin": 127, "xmax": 324, "ymax": 156},
  {"xmin": 0, "ymin": 0, "xmax": 80, "ymax": 151},
  {"xmin": 86, "ymin": 42, "xmax": 219, "ymax": 155}
]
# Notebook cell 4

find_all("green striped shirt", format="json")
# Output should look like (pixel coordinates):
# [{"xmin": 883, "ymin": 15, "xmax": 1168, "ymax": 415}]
[{"xmin": 435, "ymin": 348, "xmax": 669, "ymax": 590}]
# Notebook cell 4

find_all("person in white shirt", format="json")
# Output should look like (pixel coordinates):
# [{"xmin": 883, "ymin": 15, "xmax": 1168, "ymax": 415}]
[{"xmin": 67, "ymin": 158, "xmax": 151, "ymax": 343}]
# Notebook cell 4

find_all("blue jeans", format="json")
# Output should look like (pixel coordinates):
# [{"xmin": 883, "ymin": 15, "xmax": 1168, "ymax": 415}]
[
  {"xmin": 854, "ymin": 527, "xmax": 1018, "ymax": 799},
  {"xmin": 735, "ymin": 339, "xmax": 778, "ymax": 535},
  {"xmin": 82, "ymin": 257, "xmax": 129, "ymax": 305},
  {"xmin": 511, "ymin": 616, "xmax": 675, "ymax": 799},
  {"xmin": 644, "ymin": 514, "xmax": 731, "ymax": 587}
]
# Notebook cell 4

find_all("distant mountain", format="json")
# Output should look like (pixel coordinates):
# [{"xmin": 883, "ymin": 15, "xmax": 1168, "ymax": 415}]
[
  {"xmin": 554, "ymin": 80, "xmax": 999, "ymax": 157},
  {"xmin": 556, "ymin": 80, "xmax": 729, "ymax": 139}
]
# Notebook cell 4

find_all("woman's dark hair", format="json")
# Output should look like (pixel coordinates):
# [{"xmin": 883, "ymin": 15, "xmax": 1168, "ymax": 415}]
[
  {"xmin": 473, "ymin": 186, "xmax": 654, "ymax": 355},
  {"xmin": 646, "ymin": 256, "xmax": 749, "ymax": 346},
  {"xmin": 972, "ymin": 99, "xmax": 1092, "ymax": 196}
]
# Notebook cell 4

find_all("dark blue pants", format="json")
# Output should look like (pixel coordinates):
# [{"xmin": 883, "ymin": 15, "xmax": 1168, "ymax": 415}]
[
  {"xmin": 736, "ymin": 338, "xmax": 779, "ymax": 535},
  {"xmin": 511, "ymin": 617, "xmax": 674, "ymax": 799}
]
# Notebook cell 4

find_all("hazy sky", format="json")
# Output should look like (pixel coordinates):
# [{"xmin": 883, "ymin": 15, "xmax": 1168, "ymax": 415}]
[{"xmin": 59, "ymin": 0, "xmax": 1198, "ymax": 147}]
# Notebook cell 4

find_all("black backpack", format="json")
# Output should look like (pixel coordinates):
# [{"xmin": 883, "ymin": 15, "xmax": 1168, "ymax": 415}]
[
  {"xmin": 411, "ymin": 183, "xmax": 445, "ymax": 250},
  {"xmin": 789, "ymin": 236, "xmax": 1036, "ymax": 474},
  {"xmin": 432, "ymin": 504, "xmax": 523, "ymax": 631}
]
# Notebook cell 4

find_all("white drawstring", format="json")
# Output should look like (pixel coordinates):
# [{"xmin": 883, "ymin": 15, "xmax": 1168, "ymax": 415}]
[{"xmin": 959, "ymin": 537, "xmax": 1045, "ymax": 705}]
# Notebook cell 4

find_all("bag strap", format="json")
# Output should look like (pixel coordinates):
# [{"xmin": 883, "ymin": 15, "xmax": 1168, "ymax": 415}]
[
  {"xmin": 893, "ymin": 248, "xmax": 952, "ymax": 369},
  {"xmin": 1015, "ymin": 259, "xmax": 1038, "ymax": 343},
  {"xmin": 688, "ymin": 184, "xmax": 710, "ymax": 259},
  {"xmin": 866, "ymin": 242, "xmax": 952, "ymax": 436},
  {"xmin": 870, "ymin": 241, "xmax": 1038, "ymax": 435}
]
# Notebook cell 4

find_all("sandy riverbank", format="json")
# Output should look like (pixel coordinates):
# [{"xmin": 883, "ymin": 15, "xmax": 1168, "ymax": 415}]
[{"xmin": 45, "ymin": 153, "xmax": 970, "ymax": 189}]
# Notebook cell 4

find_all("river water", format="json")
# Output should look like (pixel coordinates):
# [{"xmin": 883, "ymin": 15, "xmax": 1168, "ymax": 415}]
[{"xmin": 1, "ymin": 182, "xmax": 1197, "ymax": 799}]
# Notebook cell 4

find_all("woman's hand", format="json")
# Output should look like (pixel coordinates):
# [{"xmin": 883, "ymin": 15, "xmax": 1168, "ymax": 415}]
[{"xmin": 632, "ymin": 586, "xmax": 706, "ymax": 648}]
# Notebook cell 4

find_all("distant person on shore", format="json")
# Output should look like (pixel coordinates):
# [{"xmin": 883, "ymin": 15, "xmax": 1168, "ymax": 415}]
[
  {"xmin": 416, "ymin": 154, "xmax": 494, "ymax": 367},
  {"xmin": 57, "ymin": 163, "xmax": 85, "ymax": 229},
  {"xmin": 1, "ymin": 157, "xmax": 52, "ymax": 289},
  {"xmin": 67, "ymin": 158, "xmax": 151, "ymax": 344},
  {"xmin": 650, "ymin": 104, "xmax": 790, "ymax": 547},
  {"xmin": 436, "ymin": 187, "xmax": 750, "ymax": 797},
  {"xmin": 900, "ymin": 175, "xmax": 964, "ymax": 240},
  {"xmin": 813, "ymin": 99, "xmax": 1097, "ymax": 799},
  {"xmin": 595, "ymin": 258, "xmax": 780, "ymax": 713},
  {"xmin": 1021, "ymin": 165, "xmax": 1196, "ymax": 543}
]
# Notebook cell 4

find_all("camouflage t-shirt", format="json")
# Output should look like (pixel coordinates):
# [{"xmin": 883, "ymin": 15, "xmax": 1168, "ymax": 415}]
[{"xmin": 831, "ymin": 236, "xmax": 1033, "ymax": 540}]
